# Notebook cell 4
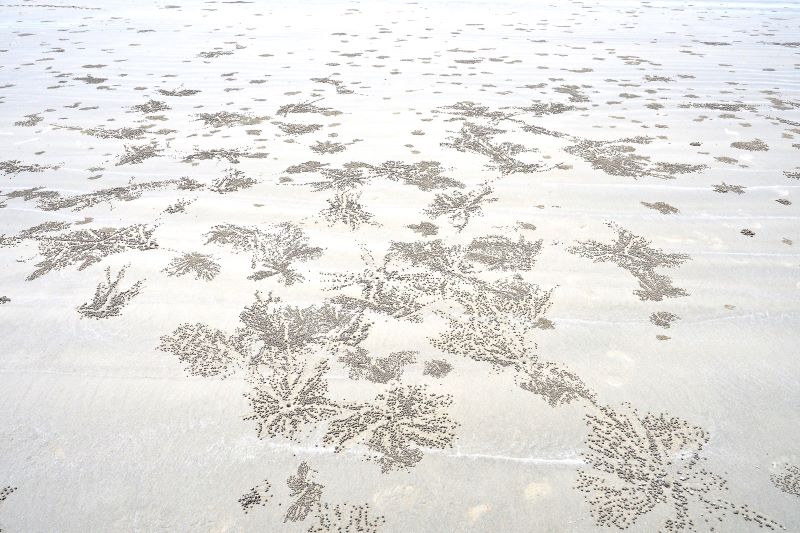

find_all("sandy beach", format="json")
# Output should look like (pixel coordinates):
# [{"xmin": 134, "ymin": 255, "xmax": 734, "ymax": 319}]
[{"xmin": 0, "ymin": 0, "xmax": 799, "ymax": 531}]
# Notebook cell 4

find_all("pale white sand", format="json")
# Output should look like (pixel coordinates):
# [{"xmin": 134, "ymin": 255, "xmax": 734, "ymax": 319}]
[{"xmin": 0, "ymin": 1, "xmax": 798, "ymax": 531}]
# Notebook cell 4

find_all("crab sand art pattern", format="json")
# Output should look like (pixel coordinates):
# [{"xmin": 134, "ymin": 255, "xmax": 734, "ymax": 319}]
[{"xmin": 0, "ymin": 0, "xmax": 799, "ymax": 531}]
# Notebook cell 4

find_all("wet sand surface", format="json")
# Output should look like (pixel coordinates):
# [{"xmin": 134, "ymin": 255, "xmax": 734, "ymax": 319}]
[{"xmin": 0, "ymin": 1, "xmax": 799, "ymax": 531}]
